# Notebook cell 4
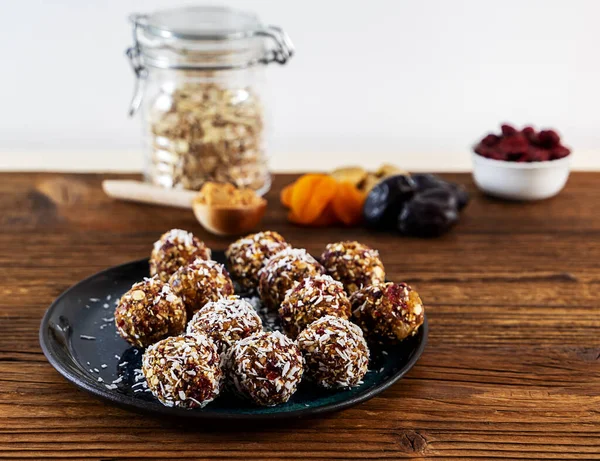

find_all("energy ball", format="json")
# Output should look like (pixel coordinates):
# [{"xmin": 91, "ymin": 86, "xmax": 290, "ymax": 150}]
[
  {"xmin": 115, "ymin": 276, "xmax": 187, "ymax": 348},
  {"xmin": 187, "ymin": 297, "xmax": 263, "ymax": 354},
  {"xmin": 169, "ymin": 258, "xmax": 234, "ymax": 317},
  {"xmin": 350, "ymin": 282, "xmax": 424, "ymax": 343},
  {"xmin": 227, "ymin": 331, "xmax": 304, "ymax": 406},
  {"xmin": 258, "ymin": 248, "xmax": 324, "ymax": 310},
  {"xmin": 279, "ymin": 274, "xmax": 351, "ymax": 338},
  {"xmin": 142, "ymin": 333, "xmax": 222, "ymax": 409},
  {"xmin": 150, "ymin": 229, "xmax": 211, "ymax": 282},
  {"xmin": 320, "ymin": 241, "xmax": 385, "ymax": 294},
  {"xmin": 297, "ymin": 316, "xmax": 369, "ymax": 389},
  {"xmin": 225, "ymin": 231, "xmax": 290, "ymax": 292}
]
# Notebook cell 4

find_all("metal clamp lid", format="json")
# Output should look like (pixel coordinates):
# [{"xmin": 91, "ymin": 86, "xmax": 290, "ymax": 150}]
[{"xmin": 125, "ymin": 10, "xmax": 294, "ymax": 117}]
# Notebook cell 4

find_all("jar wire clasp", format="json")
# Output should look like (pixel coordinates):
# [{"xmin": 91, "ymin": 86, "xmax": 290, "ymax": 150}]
[
  {"xmin": 258, "ymin": 26, "xmax": 295, "ymax": 65},
  {"xmin": 126, "ymin": 14, "xmax": 149, "ymax": 117}
]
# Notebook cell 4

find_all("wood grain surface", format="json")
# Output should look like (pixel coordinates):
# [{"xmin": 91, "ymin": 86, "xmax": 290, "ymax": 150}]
[{"xmin": 1, "ymin": 172, "xmax": 599, "ymax": 460}]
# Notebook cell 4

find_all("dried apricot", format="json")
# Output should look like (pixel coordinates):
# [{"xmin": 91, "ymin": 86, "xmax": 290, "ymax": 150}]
[
  {"xmin": 280, "ymin": 182, "xmax": 294, "ymax": 208},
  {"xmin": 311, "ymin": 202, "xmax": 338, "ymax": 226},
  {"xmin": 289, "ymin": 174, "xmax": 338, "ymax": 225},
  {"xmin": 332, "ymin": 182, "xmax": 365, "ymax": 226}
]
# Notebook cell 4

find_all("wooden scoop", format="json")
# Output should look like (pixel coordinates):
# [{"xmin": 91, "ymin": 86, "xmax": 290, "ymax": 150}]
[
  {"xmin": 102, "ymin": 180, "xmax": 267, "ymax": 236},
  {"xmin": 192, "ymin": 183, "xmax": 267, "ymax": 236}
]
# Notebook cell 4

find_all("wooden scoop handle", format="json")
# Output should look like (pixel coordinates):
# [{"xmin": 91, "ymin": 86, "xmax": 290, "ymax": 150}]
[{"xmin": 102, "ymin": 180, "xmax": 195, "ymax": 209}]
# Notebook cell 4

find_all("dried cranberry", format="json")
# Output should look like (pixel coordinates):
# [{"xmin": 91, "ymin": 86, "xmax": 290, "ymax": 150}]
[
  {"xmin": 550, "ymin": 145, "xmax": 571, "ymax": 159},
  {"xmin": 474, "ymin": 144, "xmax": 491, "ymax": 157},
  {"xmin": 507, "ymin": 152, "xmax": 527, "ymax": 162},
  {"xmin": 497, "ymin": 134, "xmax": 529, "ymax": 155},
  {"xmin": 385, "ymin": 282, "xmax": 409, "ymax": 300},
  {"xmin": 476, "ymin": 124, "xmax": 570, "ymax": 163},
  {"xmin": 528, "ymin": 132, "xmax": 540, "ymax": 145},
  {"xmin": 488, "ymin": 151, "xmax": 507, "ymax": 161},
  {"xmin": 501, "ymin": 124, "xmax": 518, "ymax": 136},
  {"xmin": 538, "ymin": 130, "xmax": 560, "ymax": 148},
  {"xmin": 521, "ymin": 126, "xmax": 535, "ymax": 137},
  {"xmin": 481, "ymin": 134, "xmax": 500, "ymax": 146},
  {"xmin": 526, "ymin": 148, "xmax": 550, "ymax": 162}
]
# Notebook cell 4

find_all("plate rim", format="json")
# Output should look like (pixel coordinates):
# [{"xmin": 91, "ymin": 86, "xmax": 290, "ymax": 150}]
[{"xmin": 39, "ymin": 256, "xmax": 428, "ymax": 420}]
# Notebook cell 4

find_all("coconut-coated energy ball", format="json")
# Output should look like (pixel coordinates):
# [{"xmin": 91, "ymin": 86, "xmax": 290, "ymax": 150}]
[
  {"xmin": 169, "ymin": 258, "xmax": 234, "ymax": 317},
  {"xmin": 297, "ymin": 316, "xmax": 370, "ymax": 389},
  {"xmin": 225, "ymin": 231, "xmax": 290, "ymax": 292},
  {"xmin": 227, "ymin": 331, "xmax": 304, "ymax": 406},
  {"xmin": 320, "ymin": 241, "xmax": 386, "ymax": 294},
  {"xmin": 258, "ymin": 248, "xmax": 324, "ymax": 310},
  {"xmin": 142, "ymin": 333, "xmax": 222, "ymax": 409},
  {"xmin": 186, "ymin": 297, "xmax": 263, "ymax": 354},
  {"xmin": 279, "ymin": 274, "xmax": 351, "ymax": 338},
  {"xmin": 150, "ymin": 229, "xmax": 211, "ymax": 282},
  {"xmin": 115, "ymin": 276, "xmax": 187, "ymax": 348},
  {"xmin": 350, "ymin": 282, "xmax": 424, "ymax": 343}
]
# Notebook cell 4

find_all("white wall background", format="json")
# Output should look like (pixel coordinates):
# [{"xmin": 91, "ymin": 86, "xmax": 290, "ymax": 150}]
[{"xmin": 0, "ymin": 0, "xmax": 599, "ymax": 172}]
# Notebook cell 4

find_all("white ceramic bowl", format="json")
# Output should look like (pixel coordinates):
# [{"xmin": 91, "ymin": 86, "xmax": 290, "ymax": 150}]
[{"xmin": 472, "ymin": 152, "xmax": 570, "ymax": 201}]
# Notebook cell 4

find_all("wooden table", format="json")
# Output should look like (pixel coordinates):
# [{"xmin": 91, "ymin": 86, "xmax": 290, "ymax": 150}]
[{"xmin": 1, "ymin": 172, "xmax": 599, "ymax": 460}]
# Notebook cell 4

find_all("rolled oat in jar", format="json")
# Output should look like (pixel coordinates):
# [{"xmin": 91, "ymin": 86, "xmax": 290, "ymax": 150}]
[{"xmin": 125, "ymin": 6, "xmax": 294, "ymax": 194}]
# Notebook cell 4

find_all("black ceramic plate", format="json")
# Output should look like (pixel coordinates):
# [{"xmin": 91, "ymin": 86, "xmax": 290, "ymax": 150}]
[{"xmin": 40, "ymin": 251, "xmax": 427, "ymax": 420}]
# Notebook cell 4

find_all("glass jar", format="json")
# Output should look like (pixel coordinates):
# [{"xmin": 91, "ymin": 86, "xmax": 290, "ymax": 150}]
[{"xmin": 126, "ymin": 6, "xmax": 293, "ymax": 195}]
